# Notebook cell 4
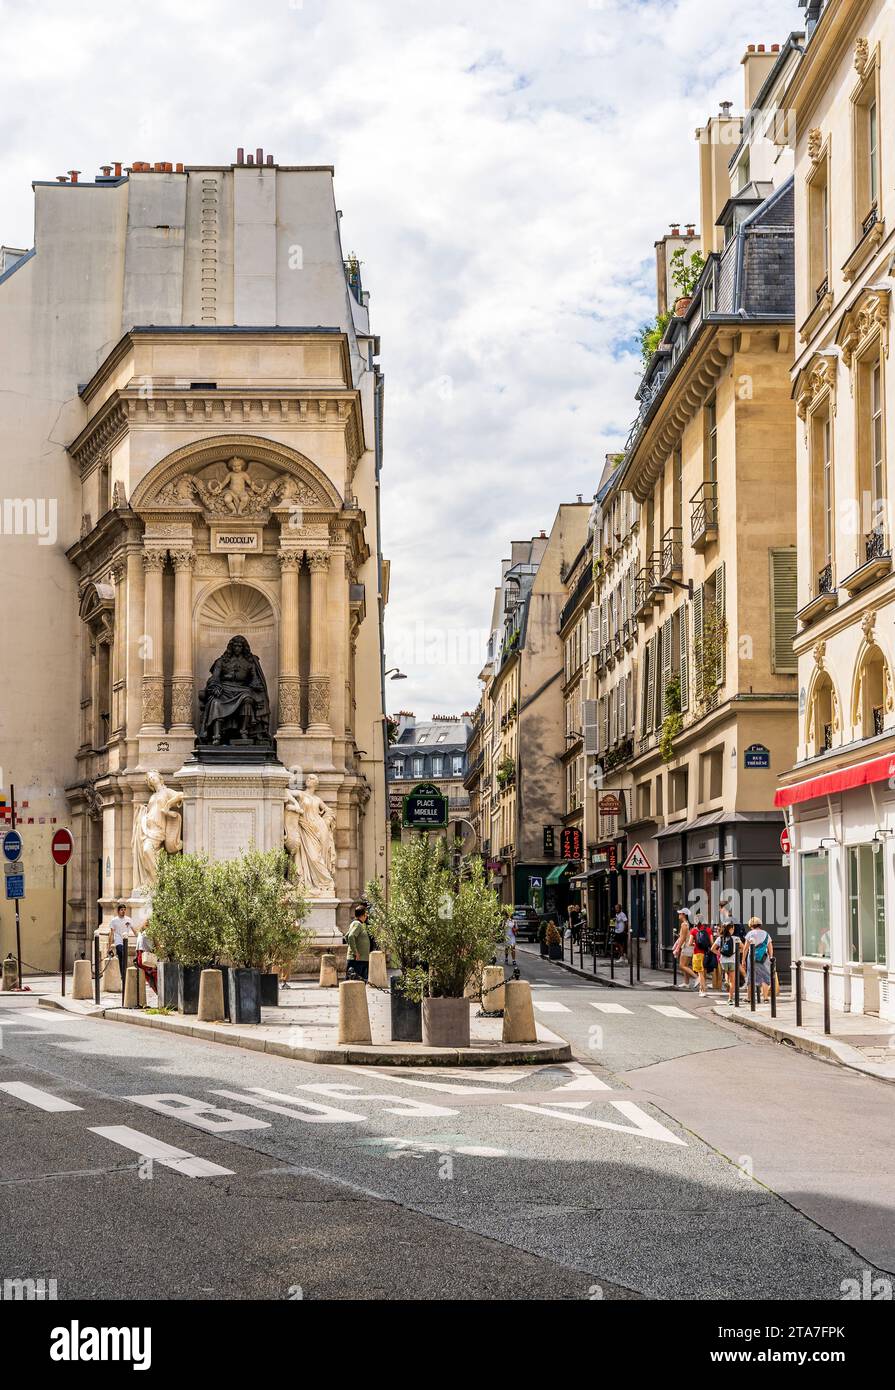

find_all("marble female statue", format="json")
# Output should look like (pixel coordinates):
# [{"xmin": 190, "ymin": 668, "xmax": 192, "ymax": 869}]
[
  {"xmin": 284, "ymin": 770, "xmax": 337, "ymax": 898},
  {"xmin": 131, "ymin": 770, "xmax": 183, "ymax": 892}
]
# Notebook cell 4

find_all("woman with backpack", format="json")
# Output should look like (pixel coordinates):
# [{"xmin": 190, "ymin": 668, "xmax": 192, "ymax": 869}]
[
  {"xmin": 691, "ymin": 918, "xmax": 716, "ymax": 998},
  {"xmin": 715, "ymin": 920, "xmax": 739, "ymax": 1004},
  {"xmin": 744, "ymin": 915, "xmax": 773, "ymax": 1002}
]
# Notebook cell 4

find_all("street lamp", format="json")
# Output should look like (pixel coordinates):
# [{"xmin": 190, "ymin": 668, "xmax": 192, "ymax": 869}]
[{"xmin": 385, "ymin": 668, "xmax": 407, "ymax": 680}]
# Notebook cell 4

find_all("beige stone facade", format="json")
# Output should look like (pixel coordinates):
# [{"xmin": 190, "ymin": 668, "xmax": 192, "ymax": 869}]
[
  {"xmin": 777, "ymin": 0, "xmax": 895, "ymax": 1019},
  {"xmin": 0, "ymin": 157, "xmax": 389, "ymax": 968}
]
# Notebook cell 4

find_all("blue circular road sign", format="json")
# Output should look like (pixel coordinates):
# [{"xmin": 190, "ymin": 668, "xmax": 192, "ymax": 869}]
[{"xmin": 3, "ymin": 830, "xmax": 22, "ymax": 861}]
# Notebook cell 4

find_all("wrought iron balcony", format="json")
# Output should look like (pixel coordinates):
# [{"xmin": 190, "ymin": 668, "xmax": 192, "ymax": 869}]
[
  {"xmin": 623, "ymin": 617, "xmax": 636, "ymax": 649},
  {"xmin": 822, "ymin": 723, "xmax": 833, "ymax": 752},
  {"xmin": 661, "ymin": 526, "xmax": 683, "ymax": 581},
  {"xmin": 817, "ymin": 562, "xmax": 834, "ymax": 594},
  {"xmin": 690, "ymin": 481, "xmax": 719, "ymax": 551},
  {"xmin": 866, "ymin": 528, "xmax": 889, "ymax": 563},
  {"xmin": 815, "ymin": 276, "xmax": 829, "ymax": 303},
  {"xmin": 862, "ymin": 204, "xmax": 879, "ymax": 238},
  {"xmin": 633, "ymin": 565, "xmax": 656, "ymax": 617}
]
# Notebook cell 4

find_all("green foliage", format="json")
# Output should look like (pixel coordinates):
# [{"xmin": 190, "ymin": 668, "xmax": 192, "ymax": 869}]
[
  {"xmin": 696, "ymin": 613, "xmax": 728, "ymax": 706},
  {"xmin": 670, "ymin": 246, "xmax": 705, "ymax": 298},
  {"xmin": 638, "ymin": 309, "xmax": 672, "ymax": 367},
  {"xmin": 369, "ymin": 837, "xmax": 504, "ymax": 1001},
  {"xmin": 659, "ymin": 674, "xmax": 684, "ymax": 763},
  {"xmin": 217, "ymin": 848, "xmax": 310, "ymax": 971},
  {"xmin": 496, "ymin": 755, "xmax": 516, "ymax": 787},
  {"xmin": 149, "ymin": 852, "xmax": 223, "ymax": 966}
]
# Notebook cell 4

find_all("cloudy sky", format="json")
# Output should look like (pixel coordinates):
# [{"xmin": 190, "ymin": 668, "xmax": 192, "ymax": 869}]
[{"xmin": 1, "ymin": 0, "xmax": 796, "ymax": 717}]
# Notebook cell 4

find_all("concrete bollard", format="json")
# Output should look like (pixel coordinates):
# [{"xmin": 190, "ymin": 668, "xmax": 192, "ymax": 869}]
[
  {"xmin": 502, "ymin": 979, "xmax": 538, "ymax": 1044},
  {"xmin": 72, "ymin": 958, "xmax": 93, "ymax": 1001},
  {"xmin": 367, "ymin": 950, "xmax": 389, "ymax": 990},
  {"xmin": 123, "ymin": 966, "xmax": 146, "ymax": 1009},
  {"xmin": 464, "ymin": 967, "xmax": 482, "ymax": 1000},
  {"xmin": 1, "ymin": 956, "xmax": 19, "ymax": 991},
  {"xmin": 481, "ymin": 964, "xmax": 505, "ymax": 1013},
  {"xmin": 198, "ymin": 968, "xmax": 226, "ymax": 1023},
  {"xmin": 338, "ymin": 979, "xmax": 372, "ymax": 1044},
  {"xmin": 102, "ymin": 953, "xmax": 122, "ymax": 995},
  {"xmin": 319, "ymin": 953, "xmax": 339, "ymax": 988}
]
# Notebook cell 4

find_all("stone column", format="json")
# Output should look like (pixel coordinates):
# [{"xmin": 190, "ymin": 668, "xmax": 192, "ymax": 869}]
[
  {"xmin": 307, "ymin": 548, "xmax": 331, "ymax": 732},
  {"xmin": 277, "ymin": 549, "xmax": 302, "ymax": 731},
  {"xmin": 111, "ymin": 559, "xmax": 127, "ymax": 736},
  {"xmin": 170, "ymin": 547, "xmax": 195, "ymax": 729},
  {"xmin": 140, "ymin": 549, "xmax": 166, "ymax": 732}
]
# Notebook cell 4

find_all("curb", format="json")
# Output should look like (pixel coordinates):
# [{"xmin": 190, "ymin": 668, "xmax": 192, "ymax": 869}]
[
  {"xmin": 713, "ymin": 1004, "xmax": 895, "ymax": 1085},
  {"xmin": 38, "ymin": 996, "xmax": 572, "ymax": 1067},
  {"xmin": 518, "ymin": 947, "xmax": 675, "ymax": 991}
]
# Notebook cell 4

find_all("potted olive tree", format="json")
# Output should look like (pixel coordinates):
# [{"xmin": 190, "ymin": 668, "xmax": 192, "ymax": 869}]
[
  {"xmin": 218, "ymin": 849, "xmax": 309, "ymax": 1024},
  {"xmin": 149, "ymin": 852, "xmax": 223, "ymax": 1014},
  {"xmin": 417, "ymin": 853, "xmax": 504, "ymax": 1048},
  {"xmin": 366, "ymin": 836, "xmax": 443, "ymax": 1043}
]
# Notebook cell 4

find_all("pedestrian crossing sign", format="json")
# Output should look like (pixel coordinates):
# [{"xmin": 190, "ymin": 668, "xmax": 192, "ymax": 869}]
[{"xmin": 622, "ymin": 843, "xmax": 652, "ymax": 872}]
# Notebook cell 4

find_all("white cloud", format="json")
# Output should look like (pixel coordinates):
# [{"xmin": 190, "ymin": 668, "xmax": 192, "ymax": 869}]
[{"xmin": 0, "ymin": 0, "xmax": 796, "ymax": 715}]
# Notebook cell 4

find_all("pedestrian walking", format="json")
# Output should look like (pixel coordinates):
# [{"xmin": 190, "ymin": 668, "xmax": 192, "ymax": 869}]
[
  {"xmin": 691, "ymin": 919, "xmax": 715, "ymax": 998},
  {"xmin": 345, "ymin": 902, "xmax": 371, "ymax": 982},
  {"xmin": 715, "ymin": 920, "xmax": 739, "ymax": 1004},
  {"xmin": 545, "ymin": 918, "xmax": 562, "ymax": 960},
  {"xmin": 134, "ymin": 925, "xmax": 158, "ymax": 995},
  {"xmin": 111, "ymin": 903, "xmax": 132, "ymax": 982},
  {"xmin": 675, "ymin": 908, "xmax": 696, "ymax": 987},
  {"xmin": 744, "ymin": 915, "xmax": 774, "ymax": 1002},
  {"xmin": 504, "ymin": 917, "xmax": 517, "ymax": 965},
  {"xmin": 612, "ymin": 903, "xmax": 628, "ymax": 960}
]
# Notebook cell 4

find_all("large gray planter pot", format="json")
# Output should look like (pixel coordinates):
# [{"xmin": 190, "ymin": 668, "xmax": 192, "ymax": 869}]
[
  {"xmin": 157, "ymin": 960, "xmax": 180, "ymax": 1010},
  {"xmin": 422, "ymin": 995, "xmax": 470, "ymax": 1048},
  {"xmin": 227, "ymin": 967, "xmax": 262, "ymax": 1025},
  {"xmin": 390, "ymin": 977, "xmax": 423, "ymax": 1042}
]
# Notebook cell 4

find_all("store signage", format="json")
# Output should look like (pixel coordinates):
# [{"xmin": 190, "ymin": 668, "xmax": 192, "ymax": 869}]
[
  {"xmin": 561, "ymin": 827, "xmax": 583, "ymax": 860},
  {"xmin": 744, "ymin": 743, "xmax": 771, "ymax": 769},
  {"xmin": 599, "ymin": 793, "xmax": 621, "ymax": 816},
  {"xmin": 543, "ymin": 825, "xmax": 555, "ymax": 858}
]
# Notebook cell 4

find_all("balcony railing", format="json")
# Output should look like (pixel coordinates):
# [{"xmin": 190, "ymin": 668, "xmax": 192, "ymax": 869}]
[
  {"xmin": 862, "ymin": 204, "xmax": 879, "ymax": 238},
  {"xmin": 690, "ymin": 481, "xmax": 719, "ymax": 550},
  {"xmin": 633, "ymin": 564, "xmax": 657, "ymax": 616},
  {"xmin": 623, "ymin": 617, "xmax": 636, "ymax": 649},
  {"xmin": 866, "ymin": 528, "xmax": 889, "ymax": 563},
  {"xmin": 661, "ymin": 526, "xmax": 683, "ymax": 581},
  {"xmin": 817, "ymin": 562, "xmax": 834, "ymax": 594},
  {"xmin": 815, "ymin": 276, "xmax": 829, "ymax": 303}
]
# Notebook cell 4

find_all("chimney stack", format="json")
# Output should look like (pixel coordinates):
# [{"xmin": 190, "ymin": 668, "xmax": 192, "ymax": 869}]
[{"xmin": 68, "ymin": 170, "xmax": 80, "ymax": 184}]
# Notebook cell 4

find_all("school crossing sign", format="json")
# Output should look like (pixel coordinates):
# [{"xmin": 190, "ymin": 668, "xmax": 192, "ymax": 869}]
[{"xmin": 622, "ymin": 843, "xmax": 652, "ymax": 873}]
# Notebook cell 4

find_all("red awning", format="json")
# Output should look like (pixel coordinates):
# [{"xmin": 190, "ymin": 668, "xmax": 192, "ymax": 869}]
[{"xmin": 774, "ymin": 752, "xmax": 895, "ymax": 809}]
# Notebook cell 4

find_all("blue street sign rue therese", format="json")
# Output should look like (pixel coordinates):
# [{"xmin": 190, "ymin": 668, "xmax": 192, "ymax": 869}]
[
  {"xmin": 2, "ymin": 830, "xmax": 22, "ymax": 862},
  {"xmin": 5, "ymin": 873, "xmax": 24, "ymax": 899}
]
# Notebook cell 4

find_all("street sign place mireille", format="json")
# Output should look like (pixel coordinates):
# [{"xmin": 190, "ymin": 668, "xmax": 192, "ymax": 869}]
[{"xmin": 403, "ymin": 782, "xmax": 449, "ymax": 830}]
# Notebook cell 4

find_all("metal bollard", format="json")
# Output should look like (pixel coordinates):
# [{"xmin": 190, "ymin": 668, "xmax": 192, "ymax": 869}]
[
  {"xmin": 93, "ymin": 934, "xmax": 101, "ymax": 1006},
  {"xmin": 578, "ymin": 933, "xmax": 583, "ymax": 969},
  {"xmin": 628, "ymin": 934, "xmax": 633, "ymax": 987},
  {"xmin": 769, "ymin": 956, "xmax": 777, "ymax": 1019},
  {"xmin": 673, "ymin": 952, "xmax": 678, "ymax": 989},
  {"xmin": 734, "ymin": 945, "xmax": 741, "ymax": 1008},
  {"xmin": 748, "ymin": 943, "xmax": 756, "ymax": 1012},
  {"xmin": 823, "ymin": 962, "xmax": 831, "ymax": 1035},
  {"xmin": 636, "ymin": 935, "xmax": 641, "ymax": 982},
  {"xmin": 795, "ymin": 959, "xmax": 803, "ymax": 1028},
  {"xmin": 592, "ymin": 935, "xmax": 597, "ymax": 975},
  {"xmin": 610, "ymin": 945, "xmax": 615, "ymax": 980}
]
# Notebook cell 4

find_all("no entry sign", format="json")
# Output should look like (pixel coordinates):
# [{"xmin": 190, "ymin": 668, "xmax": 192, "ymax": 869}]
[
  {"xmin": 52, "ymin": 828, "xmax": 74, "ymax": 866},
  {"xmin": 780, "ymin": 826, "xmax": 791, "ymax": 855}
]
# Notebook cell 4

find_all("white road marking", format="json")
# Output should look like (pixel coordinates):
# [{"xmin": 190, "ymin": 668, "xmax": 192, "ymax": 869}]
[
  {"xmin": 294, "ymin": 1082, "xmax": 458, "ymax": 1118},
  {"xmin": 590, "ymin": 1002, "xmax": 633, "ymax": 1015},
  {"xmin": 532, "ymin": 1000, "xmax": 571, "ymax": 1013},
  {"xmin": 0, "ymin": 1081, "xmax": 82, "ymax": 1112},
  {"xmin": 90, "ymin": 1125, "xmax": 233, "ymax": 1178},
  {"xmin": 550, "ymin": 1062, "xmax": 612, "ymax": 1092},
  {"xmin": 510, "ymin": 1100, "xmax": 686, "ymax": 1146},
  {"xmin": 365, "ymin": 1137, "xmax": 508, "ymax": 1159},
  {"xmin": 126, "ymin": 1093, "xmax": 270, "ymax": 1133},
  {"xmin": 346, "ymin": 1069, "xmax": 506, "ymax": 1097},
  {"xmin": 233, "ymin": 1087, "xmax": 367, "ymax": 1123},
  {"xmin": 648, "ymin": 1004, "xmax": 698, "ymax": 1019}
]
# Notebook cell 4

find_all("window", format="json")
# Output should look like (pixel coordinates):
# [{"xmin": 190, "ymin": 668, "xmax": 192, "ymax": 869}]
[
  {"xmin": 807, "ymin": 155, "xmax": 830, "ymax": 298},
  {"xmin": 853, "ymin": 63, "xmax": 881, "ymax": 237},
  {"xmin": 699, "ymin": 747, "xmax": 723, "ymax": 803},
  {"xmin": 704, "ymin": 397, "xmax": 718, "ymax": 484},
  {"xmin": 637, "ymin": 782, "xmax": 651, "ymax": 820},
  {"xmin": 808, "ymin": 673, "xmax": 835, "ymax": 755},
  {"xmin": 871, "ymin": 358, "xmax": 884, "ymax": 520},
  {"xmin": 673, "ymin": 446, "xmax": 683, "ymax": 531},
  {"xmin": 847, "ymin": 845, "xmax": 886, "ymax": 965},
  {"xmin": 432, "ymin": 756, "xmax": 443, "ymax": 778},
  {"xmin": 452, "ymin": 755, "xmax": 463, "ymax": 777},
  {"xmin": 809, "ymin": 409, "xmax": 833, "ymax": 584},
  {"xmin": 801, "ymin": 853, "xmax": 830, "ymax": 957},
  {"xmin": 393, "ymin": 759, "xmax": 405, "ymax": 779},
  {"xmin": 857, "ymin": 646, "xmax": 886, "ymax": 739},
  {"xmin": 670, "ymin": 767, "xmax": 688, "ymax": 814},
  {"xmin": 412, "ymin": 756, "xmax": 424, "ymax": 777}
]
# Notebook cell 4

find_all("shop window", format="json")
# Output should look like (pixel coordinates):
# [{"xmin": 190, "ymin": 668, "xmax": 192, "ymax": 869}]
[
  {"xmin": 800, "ymin": 852, "xmax": 831, "ymax": 957},
  {"xmin": 847, "ymin": 845, "xmax": 886, "ymax": 965}
]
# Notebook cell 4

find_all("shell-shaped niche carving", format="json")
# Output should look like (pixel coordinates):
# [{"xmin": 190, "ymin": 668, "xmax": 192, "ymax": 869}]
[{"xmin": 199, "ymin": 585, "xmax": 275, "ymax": 643}]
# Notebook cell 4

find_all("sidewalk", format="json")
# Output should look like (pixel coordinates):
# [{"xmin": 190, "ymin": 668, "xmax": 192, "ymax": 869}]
[
  {"xmin": 516, "ymin": 942, "xmax": 675, "ymax": 990},
  {"xmin": 35, "ymin": 978, "xmax": 572, "ymax": 1067},
  {"xmin": 716, "ymin": 996, "xmax": 895, "ymax": 1084}
]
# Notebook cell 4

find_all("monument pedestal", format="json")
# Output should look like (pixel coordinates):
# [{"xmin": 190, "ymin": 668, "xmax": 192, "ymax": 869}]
[
  {"xmin": 175, "ymin": 759, "xmax": 291, "ymax": 859},
  {"xmin": 294, "ymin": 898, "xmax": 347, "ymax": 977}
]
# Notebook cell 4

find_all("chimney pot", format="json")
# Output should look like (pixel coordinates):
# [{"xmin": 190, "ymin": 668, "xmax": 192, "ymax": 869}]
[
  {"xmin": 757, "ymin": 43, "xmax": 765, "ymax": 52},
  {"xmin": 266, "ymin": 154, "xmax": 273, "ymax": 165},
  {"xmin": 236, "ymin": 146, "xmax": 244, "ymax": 164},
  {"xmin": 256, "ymin": 147, "xmax": 263, "ymax": 165},
  {"xmin": 56, "ymin": 175, "xmax": 68, "ymax": 183},
  {"xmin": 247, "ymin": 154, "xmax": 254, "ymax": 165},
  {"xmin": 175, "ymin": 162, "xmax": 184, "ymax": 174},
  {"xmin": 68, "ymin": 170, "xmax": 80, "ymax": 183},
  {"xmin": 113, "ymin": 162, "xmax": 122, "ymax": 177},
  {"xmin": 747, "ymin": 43, "xmax": 755, "ymax": 52},
  {"xmin": 772, "ymin": 43, "xmax": 779, "ymax": 51},
  {"xmin": 100, "ymin": 165, "xmax": 112, "ymax": 177}
]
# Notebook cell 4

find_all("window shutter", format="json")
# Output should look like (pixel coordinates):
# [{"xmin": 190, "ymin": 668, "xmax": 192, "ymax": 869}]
[
  {"xmin": 640, "ymin": 647, "xmax": 649, "ymax": 737},
  {"xmin": 583, "ymin": 698, "xmax": 598, "ymax": 753},
  {"xmin": 692, "ymin": 584, "xmax": 704, "ymax": 701},
  {"xmin": 601, "ymin": 601, "xmax": 609, "ymax": 648},
  {"xmin": 715, "ymin": 562, "xmax": 726, "ymax": 687},
  {"xmin": 619, "ymin": 676, "xmax": 627, "ymax": 737},
  {"xmin": 770, "ymin": 548, "xmax": 798, "ymax": 674},
  {"xmin": 645, "ymin": 636, "xmax": 657, "ymax": 736},
  {"xmin": 587, "ymin": 607, "xmax": 598, "ymax": 658},
  {"xmin": 660, "ymin": 618, "xmax": 672, "ymax": 715},
  {"xmin": 679, "ymin": 601, "xmax": 689, "ymax": 711}
]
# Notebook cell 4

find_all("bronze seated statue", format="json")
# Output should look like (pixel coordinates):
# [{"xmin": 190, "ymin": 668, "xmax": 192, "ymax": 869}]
[{"xmin": 197, "ymin": 635, "xmax": 271, "ymax": 746}]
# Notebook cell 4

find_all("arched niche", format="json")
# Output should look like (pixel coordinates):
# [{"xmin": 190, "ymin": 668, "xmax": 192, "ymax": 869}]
[{"xmin": 194, "ymin": 582, "xmax": 279, "ymax": 729}]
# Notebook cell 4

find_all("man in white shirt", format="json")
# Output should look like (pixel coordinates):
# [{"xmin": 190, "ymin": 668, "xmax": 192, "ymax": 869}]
[
  {"xmin": 111, "ymin": 903, "xmax": 132, "ymax": 981},
  {"xmin": 612, "ymin": 903, "xmax": 628, "ymax": 960}
]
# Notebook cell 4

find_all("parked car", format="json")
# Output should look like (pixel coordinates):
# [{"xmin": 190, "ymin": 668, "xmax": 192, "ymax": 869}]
[{"xmin": 510, "ymin": 905, "xmax": 543, "ymax": 942}]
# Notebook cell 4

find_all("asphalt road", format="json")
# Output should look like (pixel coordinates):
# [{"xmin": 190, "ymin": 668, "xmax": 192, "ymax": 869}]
[{"xmin": 0, "ymin": 956, "xmax": 891, "ymax": 1301}]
